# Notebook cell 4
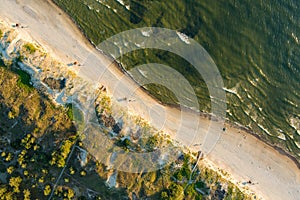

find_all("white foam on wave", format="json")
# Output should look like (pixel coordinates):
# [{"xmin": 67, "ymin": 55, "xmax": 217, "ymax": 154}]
[
  {"xmin": 116, "ymin": 0, "xmax": 130, "ymax": 10},
  {"xmin": 141, "ymin": 30, "xmax": 152, "ymax": 37},
  {"xmin": 248, "ymin": 77, "xmax": 259, "ymax": 87},
  {"xmin": 250, "ymin": 114, "xmax": 257, "ymax": 123},
  {"xmin": 258, "ymin": 68, "xmax": 270, "ymax": 83},
  {"xmin": 116, "ymin": 0, "xmax": 124, "ymax": 6},
  {"xmin": 285, "ymin": 98, "xmax": 298, "ymax": 108},
  {"xmin": 236, "ymin": 92, "xmax": 243, "ymax": 101},
  {"xmin": 277, "ymin": 131, "xmax": 286, "ymax": 141},
  {"xmin": 290, "ymin": 117, "xmax": 300, "ymax": 135},
  {"xmin": 134, "ymin": 42, "xmax": 145, "ymax": 48},
  {"xmin": 292, "ymin": 32, "xmax": 299, "ymax": 44},
  {"xmin": 176, "ymin": 31, "xmax": 190, "ymax": 44},
  {"xmin": 244, "ymin": 108, "xmax": 250, "ymax": 116},
  {"xmin": 248, "ymin": 55, "xmax": 271, "ymax": 84},
  {"xmin": 227, "ymin": 109, "xmax": 233, "ymax": 117},
  {"xmin": 246, "ymin": 92, "xmax": 252, "ymax": 100},
  {"xmin": 223, "ymin": 87, "xmax": 237, "ymax": 95},
  {"xmin": 138, "ymin": 69, "xmax": 147, "ymax": 78},
  {"xmin": 258, "ymin": 124, "xmax": 272, "ymax": 136}
]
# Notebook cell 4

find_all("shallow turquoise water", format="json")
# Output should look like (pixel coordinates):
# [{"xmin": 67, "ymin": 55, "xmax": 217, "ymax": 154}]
[{"xmin": 54, "ymin": 0, "xmax": 300, "ymax": 160}]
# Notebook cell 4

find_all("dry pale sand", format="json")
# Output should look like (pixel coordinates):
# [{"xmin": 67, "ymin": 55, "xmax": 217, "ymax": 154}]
[{"xmin": 0, "ymin": 0, "xmax": 299, "ymax": 199}]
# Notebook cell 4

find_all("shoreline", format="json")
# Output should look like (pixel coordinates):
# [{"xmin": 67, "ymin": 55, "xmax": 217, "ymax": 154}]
[
  {"xmin": 1, "ymin": 1, "xmax": 299, "ymax": 199},
  {"xmin": 48, "ymin": 0, "xmax": 300, "ymax": 169}
]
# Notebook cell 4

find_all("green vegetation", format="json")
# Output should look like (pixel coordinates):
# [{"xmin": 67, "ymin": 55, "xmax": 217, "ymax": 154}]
[
  {"xmin": 161, "ymin": 183, "xmax": 184, "ymax": 200},
  {"xmin": 0, "ymin": 60, "xmax": 76, "ymax": 199},
  {"xmin": 146, "ymin": 134, "xmax": 159, "ymax": 150},
  {"xmin": 0, "ymin": 55, "xmax": 30, "ymax": 91},
  {"xmin": 174, "ymin": 161, "xmax": 191, "ymax": 181},
  {"xmin": 43, "ymin": 185, "xmax": 51, "ymax": 196},
  {"xmin": 13, "ymin": 68, "xmax": 33, "ymax": 92},
  {"xmin": 0, "ymin": 29, "xmax": 3, "ymax": 38},
  {"xmin": 16, "ymin": 54, "xmax": 24, "ymax": 63},
  {"xmin": 0, "ymin": 54, "xmax": 252, "ymax": 199},
  {"xmin": 23, "ymin": 43, "xmax": 37, "ymax": 54},
  {"xmin": 23, "ymin": 189, "xmax": 31, "ymax": 200},
  {"xmin": 9, "ymin": 176, "xmax": 22, "ymax": 193},
  {"xmin": 92, "ymin": 90, "xmax": 252, "ymax": 199},
  {"xmin": 51, "ymin": 139, "xmax": 75, "ymax": 167},
  {"xmin": 15, "ymin": 69, "xmax": 32, "ymax": 89},
  {"xmin": 66, "ymin": 103, "xmax": 74, "ymax": 121}
]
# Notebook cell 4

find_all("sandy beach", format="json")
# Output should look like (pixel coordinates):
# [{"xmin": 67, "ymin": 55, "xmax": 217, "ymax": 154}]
[{"xmin": 0, "ymin": 0, "xmax": 299, "ymax": 199}]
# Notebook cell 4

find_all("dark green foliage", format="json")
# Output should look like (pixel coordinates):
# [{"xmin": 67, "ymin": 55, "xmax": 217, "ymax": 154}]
[
  {"xmin": 23, "ymin": 43, "xmax": 37, "ymax": 54},
  {"xmin": 161, "ymin": 191, "xmax": 168, "ymax": 200},
  {"xmin": 174, "ymin": 155, "xmax": 191, "ymax": 181},
  {"xmin": 167, "ymin": 183, "xmax": 184, "ymax": 200},
  {"xmin": 122, "ymin": 138, "xmax": 130, "ymax": 147},
  {"xmin": 195, "ymin": 181, "xmax": 206, "ymax": 189},
  {"xmin": 66, "ymin": 103, "xmax": 74, "ymax": 121},
  {"xmin": 16, "ymin": 55, "xmax": 24, "ymax": 63},
  {"xmin": 146, "ymin": 135, "xmax": 158, "ymax": 150},
  {"xmin": 13, "ymin": 68, "xmax": 33, "ymax": 91}
]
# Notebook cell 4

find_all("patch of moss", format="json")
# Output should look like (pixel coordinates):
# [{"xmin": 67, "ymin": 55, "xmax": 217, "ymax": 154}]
[
  {"xmin": 23, "ymin": 43, "xmax": 37, "ymax": 54},
  {"xmin": 66, "ymin": 103, "xmax": 74, "ymax": 121},
  {"xmin": 13, "ymin": 68, "xmax": 33, "ymax": 91}
]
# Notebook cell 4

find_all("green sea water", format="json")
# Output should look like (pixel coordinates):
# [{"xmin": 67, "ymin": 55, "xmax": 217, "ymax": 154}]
[{"xmin": 53, "ymin": 0, "xmax": 300, "ymax": 161}]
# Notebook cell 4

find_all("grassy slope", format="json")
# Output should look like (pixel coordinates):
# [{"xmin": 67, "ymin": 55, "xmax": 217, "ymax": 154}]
[{"xmin": 0, "ymin": 57, "xmax": 249, "ymax": 199}]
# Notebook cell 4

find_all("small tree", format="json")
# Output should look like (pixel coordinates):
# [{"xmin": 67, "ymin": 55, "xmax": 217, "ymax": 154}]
[
  {"xmin": 23, "ymin": 189, "xmax": 31, "ymax": 200},
  {"xmin": 38, "ymin": 177, "xmax": 44, "ymax": 183},
  {"xmin": 24, "ymin": 170, "xmax": 29, "ymax": 176},
  {"xmin": 57, "ymin": 155, "xmax": 66, "ymax": 168},
  {"xmin": 69, "ymin": 167, "xmax": 75, "ymax": 175},
  {"xmin": 80, "ymin": 170, "xmax": 86, "ymax": 176},
  {"xmin": 168, "ymin": 183, "xmax": 184, "ymax": 200},
  {"xmin": 44, "ymin": 185, "xmax": 51, "ymax": 196},
  {"xmin": 0, "ymin": 185, "xmax": 8, "ymax": 197},
  {"xmin": 61, "ymin": 140, "xmax": 72, "ymax": 158},
  {"xmin": 5, "ymin": 153, "xmax": 13, "ymax": 162},
  {"xmin": 9, "ymin": 176, "xmax": 22, "ymax": 193},
  {"xmin": 7, "ymin": 166, "xmax": 14, "ymax": 174},
  {"xmin": 161, "ymin": 191, "xmax": 168, "ymax": 199},
  {"xmin": 122, "ymin": 138, "xmax": 130, "ymax": 147},
  {"xmin": 146, "ymin": 135, "xmax": 158, "ymax": 150},
  {"xmin": 67, "ymin": 188, "xmax": 75, "ymax": 200},
  {"xmin": 8, "ymin": 111, "xmax": 15, "ymax": 119}
]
